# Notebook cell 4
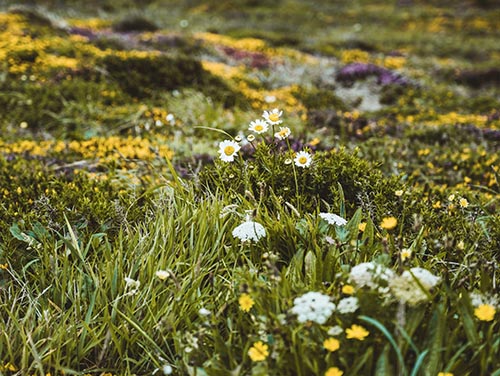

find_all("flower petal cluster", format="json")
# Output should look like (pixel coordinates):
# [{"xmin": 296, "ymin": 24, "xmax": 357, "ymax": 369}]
[
  {"xmin": 218, "ymin": 140, "xmax": 241, "ymax": 162},
  {"xmin": 248, "ymin": 341, "xmax": 269, "ymax": 362},
  {"xmin": 239, "ymin": 293, "xmax": 255, "ymax": 312},
  {"xmin": 389, "ymin": 267, "xmax": 441, "ymax": 305},
  {"xmin": 232, "ymin": 220, "xmax": 266, "ymax": 242},
  {"xmin": 294, "ymin": 151, "xmax": 312, "ymax": 168},
  {"xmin": 290, "ymin": 291, "xmax": 336, "ymax": 324},
  {"xmin": 320, "ymin": 213, "xmax": 347, "ymax": 226},
  {"xmin": 349, "ymin": 262, "xmax": 394, "ymax": 295},
  {"xmin": 474, "ymin": 304, "xmax": 496, "ymax": 321},
  {"xmin": 336, "ymin": 297, "xmax": 359, "ymax": 314},
  {"xmin": 345, "ymin": 324, "xmax": 369, "ymax": 340},
  {"xmin": 325, "ymin": 367, "xmax": 343, "ymax": 376},
  {"xmin": 274, "ymin": 126, "xmax": 291, "ymax": 140},
  {"xmin": 323, "ymin": 337, "xmax": 340, "ymax": 352},
  {"xmin": 263, "ymin": 108, "xmax": 283, "ymax": 125},
  {"xmin": 248, "ymin": 119, "xmax": 269, "ymax": 134}
]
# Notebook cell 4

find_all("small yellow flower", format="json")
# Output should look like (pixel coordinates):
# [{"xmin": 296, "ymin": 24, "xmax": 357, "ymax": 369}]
[
  {"xmin": 459, "ymin": 198, "xmax": 469, "ymax": 208},
  {"xmin": 380, "ymin": 217, "xmax": 397, "ymax": 230},
  {"xmin": 323, "ymin": 337, "xmax": 340, "ymax": 352},
  {"xmin": 432, "ymin": 201, "xmax": 442, "ymax": 209},
  {"xmin": 0, "ymin": 263, "xmax": 8, "ymax": 270},
  {"xmin": 345, "ymin": 324, "xmax": 369, "ymax": 341},
  {"xmin": 395, "ymin": 190, "xmax": 404, "ymax": 197},
  {"xmin": 358, "ymin": 222, "xmax": 366, "ymax": 232},
  {"xmin": 448, "ymin": 194, "xmax": 455, "ymax": 202},
  {"xmin": 4, "ymin": 362, "xmax": 18, "ymax": 371},
  {"xmin": 342, "ymin": 285, "xmax": 355, "ymax": 295},
  {"xmin": 239, "ymin": 293, "xmax": 255, "ymax": 312},
  {"xmin": 325, "ymin": 366, "xmax": 344, "ymax": 376},
  {"xmin": 248, "ymin": 341, "xmax": 269, "ymax": 362},
  {"xmin": 400, "ymin": 248, "xmax": 412, "ymax": 262},
  {"xmin": 438, "ymin": 373, "xmax": 453, "ymax": 376},
  {"xmin": 474, "ymin": 304, "xmax": 496, "ymax": 322}
]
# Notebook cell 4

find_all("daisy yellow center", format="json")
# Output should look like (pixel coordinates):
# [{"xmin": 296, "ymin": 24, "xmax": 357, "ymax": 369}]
[
  {"xmin": 279, "ymin": 129, "xmax": 288, "ymax": 137},
  {"xmin": 224, "ymin": 145, "xmax": 235, "ymax": 156},
  {"xmin": 269, "ymin": 113, "xmax": 280, "ymax": 122},
  {"xmin": 298, "ymin": 156, "xmax": 308, "ymax": 164},
  {"xmin": 255, "ymin": 124, "xmax": 264, "ymax": 131}
]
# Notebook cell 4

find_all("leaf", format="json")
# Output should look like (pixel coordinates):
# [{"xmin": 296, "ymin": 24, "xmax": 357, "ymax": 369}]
[
  {"xmin": 410, "ymin": 349, "xmax": 429, "ymax": 376},
  {"xmin": 375, "ymin": 345, "xmax": 393, "ymax": 376},
  {"xmin": 304, "ymin": 250, "xmax": 317, "ymax": 285},
  {"xmin": 359, "ymin": 315, "xmax": 407, "ymax": 376},
  {"xmin": 424, "ymin": 303, "xmax": 446, "ymax": 375}
]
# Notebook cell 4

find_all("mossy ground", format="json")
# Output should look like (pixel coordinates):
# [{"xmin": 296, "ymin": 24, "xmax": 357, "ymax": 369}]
[{"xmin": 0, "ymin": 1, "xmax": 499, "ymax": 375}]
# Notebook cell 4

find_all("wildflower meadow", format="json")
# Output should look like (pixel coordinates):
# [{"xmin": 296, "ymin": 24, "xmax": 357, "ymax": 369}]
[{"xmin": 0, "ymin": 0, "xmax": 499, "ymax": 375}]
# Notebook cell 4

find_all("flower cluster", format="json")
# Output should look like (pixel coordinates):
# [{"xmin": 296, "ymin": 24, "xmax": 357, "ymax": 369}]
[
  {"xmin": 348, "ymin": 262, "xmax": 394, "ymax": 295},
  {"xmin": 216, "ymin": 108, "xmax": 313, "ymax": 169},
  {"xmin": 290, "ymin": 292, "xmax": 336, "ymax": 324},
  {"xmin": 389, "ymin": 267, "xmax": 441, "ymax": 305}
]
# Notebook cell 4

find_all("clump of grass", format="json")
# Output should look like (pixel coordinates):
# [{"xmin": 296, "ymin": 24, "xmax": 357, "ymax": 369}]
[{"xmin": 112, "ymin": 13, "xmax": 159, "ymax": 32}]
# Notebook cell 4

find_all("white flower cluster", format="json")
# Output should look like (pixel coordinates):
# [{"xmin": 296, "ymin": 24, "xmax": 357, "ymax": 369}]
[
  {"xmin": 336, "ymin": 297, "xmax": 359, "ymax": 314},
  {"xmin": 232, "ymin": 220, "xmax": 266, "ymax": 242},
  {"xmin": 470, "ymin": 291, "xmax": 500, "ymax": 308},
  {"xmin": 349, "ymin": 262, "xmax": 394, "ymax": 295},
  {"xmin": 290, "ymin": 292, "xmax": 336, "ymax": 324},
  {"xmin": 319, "ymin": 212, "xmax": 347, "ymax": 226},
  {"xmin": 389, "ymin": 267, "xmax": 441, "ymax": 305}
]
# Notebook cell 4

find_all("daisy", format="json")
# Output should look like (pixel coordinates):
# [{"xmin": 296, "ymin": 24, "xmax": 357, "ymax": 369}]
[
  {"xmin": 274, "ymin": 126, "xmax": 291, "ymax": 140},
  {"xmin": 218, "ymin": 140, "xmax": 241, "ymax": 162},
  {"xmin": 294, "ymin": 151, "xmax": 312, "ymax": 168},
  {"xmin": 248, "ymin": 119, "xmax": 269, "ymax": 134},
  {"xmin": 263, "ymin": 108, "xmax": 283, "ymax": 125}
]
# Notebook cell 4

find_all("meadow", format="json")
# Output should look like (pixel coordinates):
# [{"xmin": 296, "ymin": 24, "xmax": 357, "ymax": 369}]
[{"xmin": 0, "ymin": 0, "xmax": 499, "ymax": 375}]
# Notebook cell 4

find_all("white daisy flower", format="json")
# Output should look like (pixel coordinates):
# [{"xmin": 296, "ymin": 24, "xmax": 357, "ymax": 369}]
[
  {"xmin": 232, "ymin": 220, "xmax": 266, "ymax": 242},
  {"xmin": 294, "ymin": 151, "xmax": 312, "ymax": 168},
  {"xmin": 248, "ymin": 119, "xmax": 269, "ymax": 134},
  {"xmin": 319, "ymin": 213, "xmax": 347, "ymax": 226},
  {"xmin": 263, "ymin": 108, "xmax": 283, "ymax": 125},
  {"xmin": 124, "ymin": 277, "xmax": 141, "ymax": 294},
  {"xmin": 218, "ymin": 140, "xmax": 241, "ymax": 162},
  {"xmin": 155, "ymin": 270, "xmax": 170, "ymax": 280},
  {"xmin": 290, "ymin": 291, "xmax": 335, "ymax": 325},
  {"xmin": 274, "ymin": 126, "xmax": 291, "ymax": 140}
]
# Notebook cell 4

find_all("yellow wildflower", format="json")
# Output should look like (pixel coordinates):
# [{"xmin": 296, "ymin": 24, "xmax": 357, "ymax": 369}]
[
  {"xmin": 459, "ymin": 198, "xmax": 469, "ymax": 208},
  {"xmin": 239, "ymin": 293, "xmax": 255, "ymax": 312},
  {"xmin": 342, "ymin": 285, "xmax": 355, "ymax": 295},
  {"xmin": 395, "ymin": 190, "xmax": 404, "ymax": 197},
  {"xmin": 380, "ymin": 217, "xmax": 398, "ymax": 230},
  {"xmin": 358, "ymin": 222, "xmax": 366, "ymax": 232},
  {"xmin": 325, "ymin": 367, "xmax": 344, "ymax": 376},
  {"xmin": 438, "ymin": 373, "xmax": 453, "ymax": 376},
  {"xmin": 323, "ymin": 337, "xmax": 340, "ymax": 352},
  {"xmin": 345, "ymin": 324, "xmax": 369, "ymax": 341},
  {"xmin": 474, "ymin": 304, "xmax": 496, "ymax": 322},
  {"xmin": 248, "ymin": 341, "xmax": 269, "ymax": 362},
  {"xmin": 400, "ymin": 249, "xmax": 412, "ymax": 262}
]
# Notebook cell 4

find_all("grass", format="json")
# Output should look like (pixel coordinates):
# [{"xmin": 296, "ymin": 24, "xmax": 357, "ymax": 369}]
[{"xmin": 0, "ymin": 0, "xmax": 499, "ymax": 375}]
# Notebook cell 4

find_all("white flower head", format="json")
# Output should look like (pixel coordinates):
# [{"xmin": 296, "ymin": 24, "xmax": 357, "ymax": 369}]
[
  {"xmin": 294, "ymin": 151, "xmax": 312, "ymax": 168},
  {"xmin": 156, "ymin": 270, "xmax": 170, "ymax": 280},
  {"xmin": 328, "ymin": 325, "xmax": 343, "ymax": 336},
  {"xmin": 263, "ymin": 108, "xmax": 283, "ymax": 125},
  {"xmin": 389, "ymin": 267, "xmax": 441, "ymax": 305},
  {"xmin": 337, "ymin": 296, "xmax": 359, "ymax": 314},
  {"xmin": 124, "ymin": 277, "xmax": 140, "ymax": 294},
  {"xmin": 162, "ymin": 364, "xmax": 173, "ymax": 375},
  {"xmin": 218, "ymin": 140, "xmax": 241, "ymax": 162},
  {"xmin": 274, "ymin": 126, "xmax": 291, "ymax": 140},
  {"xmin": 470, "ymin": 292, "xmax": 500, "ymax": 308},
  {"xmin": 199, "ymin": 307, "xmax": 211, "ymax": 316},
  {"xmin": 320, "ymin": 212, "xmax": 347, "ymax": 226},
  {"xmin": 248, "ymin": 119, "xmax": 269, "ymax": 134},
  {"xmin": 290, "ymin": 291, "xmax": 335, "ymax": 325},
  {"xmin": 232, "ymin": 220, "xmax": 266, "ymax": 242},
  {"xmin": 349, "ymin": 262, "xmax": 395, "ymax": 295}
]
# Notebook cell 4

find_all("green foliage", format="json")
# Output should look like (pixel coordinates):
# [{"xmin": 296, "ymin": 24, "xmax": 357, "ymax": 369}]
[{"xmin": 112, "ymin": 13, "xmax": 159, "ymax": 32}]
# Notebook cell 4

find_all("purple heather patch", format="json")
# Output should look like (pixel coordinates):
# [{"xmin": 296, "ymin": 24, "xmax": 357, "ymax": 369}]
[{"xmin": 337, "ymin": 62, "xmax": 410, "ymax": 86}]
